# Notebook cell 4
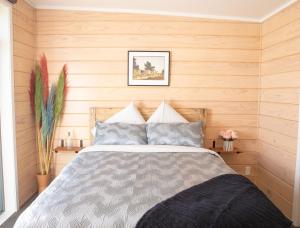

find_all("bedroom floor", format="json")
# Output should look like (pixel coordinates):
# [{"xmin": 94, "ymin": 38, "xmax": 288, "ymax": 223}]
[
  {"xmin": 0, "ymin": 196, "xmax": 36, "ymax": 228},
  {"xmin": 0, "ymin": 195, "xmax": 298, "ymax": 228}
]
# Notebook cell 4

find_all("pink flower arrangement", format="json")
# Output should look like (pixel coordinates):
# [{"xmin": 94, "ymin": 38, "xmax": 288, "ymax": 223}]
[{"xmin": 219, "ymin": 130, "xmax": 238, "ymax": 141}]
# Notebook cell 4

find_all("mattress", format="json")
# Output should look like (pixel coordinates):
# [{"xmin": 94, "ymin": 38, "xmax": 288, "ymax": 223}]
[{"xmin": 14, "ymin": 145, "xmax": 234, "ymax": 228}]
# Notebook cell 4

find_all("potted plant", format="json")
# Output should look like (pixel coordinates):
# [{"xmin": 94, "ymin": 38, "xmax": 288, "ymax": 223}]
[
  {"xmin": 29, "ymin": 54, "xmax": 68, "ymax": 193},
  {"xmin": 219, "ymin": 130, "xmax": 238, "ymax": 152}
]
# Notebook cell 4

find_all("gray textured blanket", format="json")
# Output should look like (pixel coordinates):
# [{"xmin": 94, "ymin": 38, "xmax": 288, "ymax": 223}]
[{"xmin": 14, "ymin": 149, "xmax": 234, "ymax": 228}]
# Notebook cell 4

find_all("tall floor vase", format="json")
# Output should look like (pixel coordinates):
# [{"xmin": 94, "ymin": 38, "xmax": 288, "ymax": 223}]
[{"xmin": 37, "ymin": 174, "xmax": 51, "ymax": 193}]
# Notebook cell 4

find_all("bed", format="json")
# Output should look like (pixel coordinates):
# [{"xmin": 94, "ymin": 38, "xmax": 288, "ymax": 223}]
[{"xmin": 14, "ymin": 107, "xmax": 290, "ymax": 228}]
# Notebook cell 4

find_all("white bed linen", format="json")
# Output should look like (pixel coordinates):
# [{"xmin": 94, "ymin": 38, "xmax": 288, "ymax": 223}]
[
  {"xmin": 80, "ymin": 145, "xmax": 222, "ymax": 158},
  {"xmin": 14, "ymin": 145, "xmax": 233, "ymax": 228}
]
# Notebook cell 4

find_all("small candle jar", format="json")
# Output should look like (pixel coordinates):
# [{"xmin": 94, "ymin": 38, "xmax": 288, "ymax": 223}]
[
  {"xmin": 66, "ymin": 131, "xmax": 72, "ymax": 149},
  {"xmin": 223, "ymin": 140, "xmax": 233, "ymax": 152},
  {"xmin": 60, "ymin": 139, "xmax": 64, "ymax": 147}
]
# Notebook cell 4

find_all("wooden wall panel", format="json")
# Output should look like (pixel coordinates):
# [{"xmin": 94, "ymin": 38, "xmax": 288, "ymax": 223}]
[
  {"xmin": 35, "ymin": 9, "xmax": 260, "ymax": 181},
  {"xmin": 13, "ymin": 0, "xmax": 300, "ymax": 219},
  {"xmin": 36, "ymin": 48, "xmax": 260, "ymax": 62},
  {"xmin": 36, "ymin": 34, "xmax": 259, "ymax": 49},
  {"xmin": 12, "ymin": 0, "xmax": 36, "ymax": 206},
  {"xmin": 47, "ymin": 74, "xmax": 258, "ymax": 89},
  {"xmin": 258, "ymin": 0, "xmax": 300, "ymax": 218},
  {"xmin": 11, "ymin": 1, "xmax": 300, "ymax": 220},
  {"xmin": 262, "ymin": 0, "xmax": 300, "ymax": 35},
  {"xmin": 44, "ymin": 61, "xmax": 258, "ymax": 76},
  {"xmin": 36, "ymin": 21, "xmax": 259, "ymax": 36}
]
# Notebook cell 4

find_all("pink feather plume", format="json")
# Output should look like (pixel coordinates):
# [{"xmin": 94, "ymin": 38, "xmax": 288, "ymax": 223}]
[{"xmin": 40, "ymin": 53, "xmax": 49, "ymax": 105}]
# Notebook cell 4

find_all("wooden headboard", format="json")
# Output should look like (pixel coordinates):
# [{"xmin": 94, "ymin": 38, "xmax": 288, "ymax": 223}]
[{"xmin": 89, "ymin": 107, "xmax": 207, "ymax": 141}]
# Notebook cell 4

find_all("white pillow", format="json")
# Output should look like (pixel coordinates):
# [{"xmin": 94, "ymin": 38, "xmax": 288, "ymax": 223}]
[
  {"xmin": 105, "ymin": 102, "xmax": 145, "ymax": 124},
  {"xmin": 91, "ymin": 102, "xmax": 145, "ymax": 136},
  {"xmin": 147, "ymin": 101, "xmax": 188, "ymax": 123}
]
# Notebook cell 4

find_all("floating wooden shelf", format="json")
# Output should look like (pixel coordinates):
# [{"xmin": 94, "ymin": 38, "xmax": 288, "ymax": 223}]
[
  {"xmin": 54, "ymin": 146, "xmax": 83, "ymax": 153},
  {"xmin": 209, "ymin": 147, "xmax": 241, "ymax": 154}
]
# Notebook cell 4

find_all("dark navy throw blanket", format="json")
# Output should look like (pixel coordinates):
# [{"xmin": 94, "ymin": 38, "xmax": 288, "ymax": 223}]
[{"xmin": 136, "ymin": 174, "xmax": 292, "ymax": 228}]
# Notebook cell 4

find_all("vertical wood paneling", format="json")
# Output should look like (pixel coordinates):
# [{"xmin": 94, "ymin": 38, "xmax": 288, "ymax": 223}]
[
  {"xmin": 258, "ymin": 0, "xmax": 300, "ymax": 218},
  {"xmin": 12, "ymin": 0, "xmax": 36, "ymax": 206}
]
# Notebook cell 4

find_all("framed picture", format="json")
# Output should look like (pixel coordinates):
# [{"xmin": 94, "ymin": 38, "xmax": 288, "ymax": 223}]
[{"xmin": 128, "ymin": 51, "xmax": 170, "ymax": 86}]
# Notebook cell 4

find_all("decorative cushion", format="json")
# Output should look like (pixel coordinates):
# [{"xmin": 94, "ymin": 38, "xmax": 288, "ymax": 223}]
[
  {"xmin": 94, "ymin": 122, "xmax": 147, "ymax": 145},
  {"xmin": 147, "ymin": 122, "xmax": 203, "ymax": 147},
  {"xmin": 91, "ymin": 102, "xmax": 145, "ymax": 136},
  {"xmin": 147, "ymin": 101, "xmax": 188, "ymax": 123}
]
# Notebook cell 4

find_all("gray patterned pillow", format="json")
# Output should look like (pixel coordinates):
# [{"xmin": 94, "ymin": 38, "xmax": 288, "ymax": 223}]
[
  {"xmin": 146, "ymin": 122, "xmax": 203, "ymax": 147},
  {"xmin": 94, "ymin": 122, "xmax": 147, "ymax": 145}
]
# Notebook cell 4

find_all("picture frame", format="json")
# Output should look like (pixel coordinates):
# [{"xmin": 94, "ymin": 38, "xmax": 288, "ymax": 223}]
[{"xmin": 128, "ymin": 51, "xmax": 170, "ymax": 86}]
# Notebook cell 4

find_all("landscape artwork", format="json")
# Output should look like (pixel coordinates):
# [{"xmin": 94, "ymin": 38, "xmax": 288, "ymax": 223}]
[{"xmin": 128, "ymin": 51, "xmax": 170, "ymax": 86}]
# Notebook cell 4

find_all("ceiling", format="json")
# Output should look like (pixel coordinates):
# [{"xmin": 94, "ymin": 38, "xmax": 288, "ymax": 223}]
[{"xmin": 26, "ymin": 0, "xmax": 297, "ymax": 22}]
